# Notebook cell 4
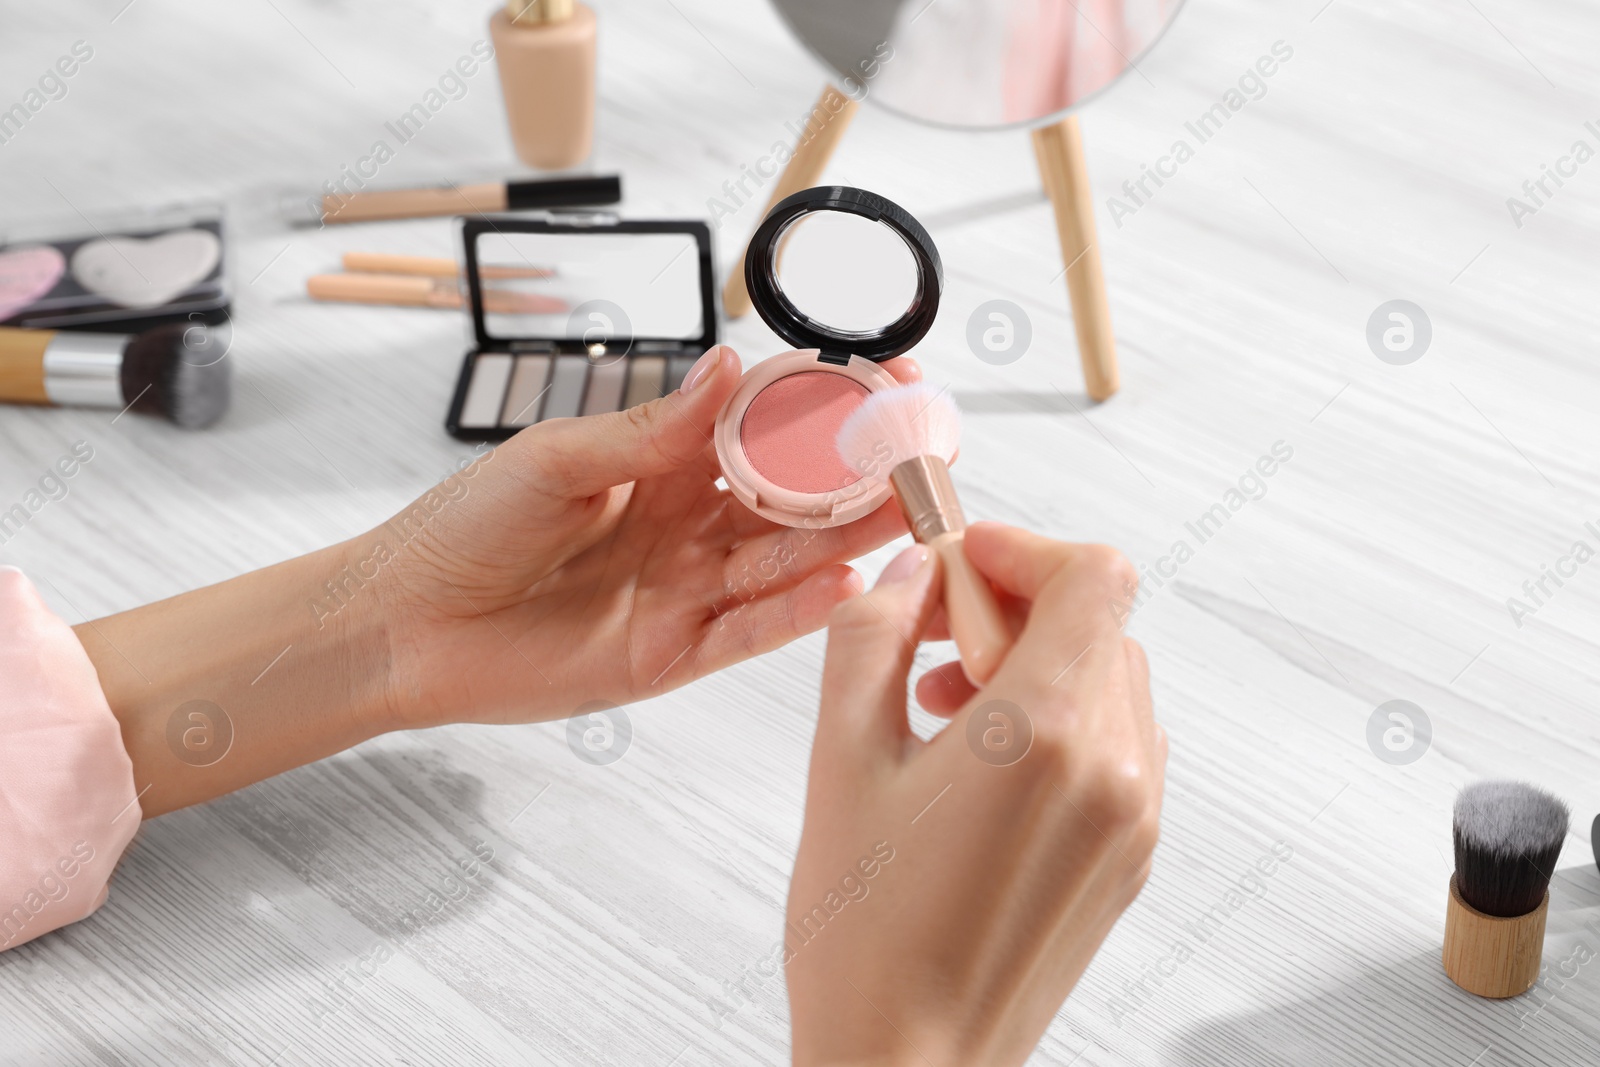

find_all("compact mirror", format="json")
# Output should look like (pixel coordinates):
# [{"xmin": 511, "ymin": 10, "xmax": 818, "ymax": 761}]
[
  {"xmin": 775, "ymin": 210, "xmax": 920, "ymax": 336},
  {"xmin": 746, "ymin": 186, "xmax": 941, "ymax": 362},
  {"xmin": 769, "ymin": 0, "xmax": 1184, "ymax": 128}
]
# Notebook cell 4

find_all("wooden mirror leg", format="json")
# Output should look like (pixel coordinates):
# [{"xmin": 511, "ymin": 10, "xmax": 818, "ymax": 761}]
[
  {"xmin": 722, "ymin": 85, "xmax": 859, "ymax": 319},
  {"xmin": 1031, "ymin": 115, "xmax": 1119, "ymax": 401}
]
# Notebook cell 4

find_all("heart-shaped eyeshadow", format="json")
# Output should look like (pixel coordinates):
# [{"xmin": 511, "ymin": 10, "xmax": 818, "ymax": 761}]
[
  {"xmin": 71, "ymin": 229, "xmax": 221, "ymax": 309},
  {"xmin": 0, "ymin": 245, "xmax": 67, "ymax": 321}
]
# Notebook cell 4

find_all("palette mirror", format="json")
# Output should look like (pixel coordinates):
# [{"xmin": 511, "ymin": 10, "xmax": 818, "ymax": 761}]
[
  {"xmin": 769, "ymin": 0, "xmax": 1185, "ymax": 129},
  {"xmin": 473, "ymin": 228, "xmax": 706, "ymax": 350}
]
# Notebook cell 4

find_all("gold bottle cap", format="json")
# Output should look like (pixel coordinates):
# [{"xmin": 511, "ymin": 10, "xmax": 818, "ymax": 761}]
[{"xmin": 506, "ymin": 0, "xmax": 574, "ymax": 23}]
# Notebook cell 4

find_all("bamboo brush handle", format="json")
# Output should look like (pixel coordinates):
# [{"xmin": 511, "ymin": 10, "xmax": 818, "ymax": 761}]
[
  {"xmin": 0, "ymin": 327, "xmax": 55, "ymax": 405},
  {"xmin": 929, "ymin": 530, "xmax": 1013, "ymax": 685},
  {"xmin": 1442, "ymin": 875, "xmax": 1547, "ymax": 998}
]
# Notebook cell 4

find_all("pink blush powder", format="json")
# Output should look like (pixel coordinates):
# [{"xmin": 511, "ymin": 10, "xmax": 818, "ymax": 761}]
[{"xmin": 739, "ymin": 372, "xmax": 869, "ymax": 493}]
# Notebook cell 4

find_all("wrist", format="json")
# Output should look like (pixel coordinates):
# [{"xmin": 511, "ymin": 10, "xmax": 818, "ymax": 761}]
[
  {"xmin": 77, "ymin": 537, "xmax": 398, "ymax": 816},
  {"xmin": 302, "ymin": 534, "xmax": 404, "ymax": 737}
]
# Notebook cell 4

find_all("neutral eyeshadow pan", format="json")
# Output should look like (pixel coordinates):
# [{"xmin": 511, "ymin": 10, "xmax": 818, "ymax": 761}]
[
  {"xmin": 623, "ymin": 355, "xmax": 665, "ymax": 408},
  {"xmin": 543, "ymin": 355, "xmax": 590, "ymax": 419},
  {"xmin": 459, "ymin": 353, "xmax": 514, "ymax": 428},
  {"xmin": 665, "ymin": 354, "xmax": 697, "ymax": 393},
  {"xmin": 501, "ymin": 354, "xmax": 552, "ymax": 427},
  {"xmin": 582, "ymin": 359, "xmax": 627, "ymax": 416}
]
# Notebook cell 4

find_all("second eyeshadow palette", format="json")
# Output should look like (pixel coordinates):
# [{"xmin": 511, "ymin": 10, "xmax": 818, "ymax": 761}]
[{"xmin": 447, "ymin": 215, "xmax": 715, "ymax": 442}]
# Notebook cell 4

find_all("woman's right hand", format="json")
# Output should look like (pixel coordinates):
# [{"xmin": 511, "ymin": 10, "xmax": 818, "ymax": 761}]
[{"xmin": 785, "ymin": 523, "xmax": 1166, "ymax": 1066}]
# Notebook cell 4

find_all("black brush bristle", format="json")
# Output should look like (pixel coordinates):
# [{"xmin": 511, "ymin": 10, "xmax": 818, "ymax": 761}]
[
  {"xmin": 1592, "ymin": 813, "xmax": 1598, "ymax": 878},
  {"xmin": 1453, "ymin": 781, "xmax": 1568, "ymax": 918},
  {"xmin": 120, "ymin": 322, "xmax": 231, "ymax": 429}
]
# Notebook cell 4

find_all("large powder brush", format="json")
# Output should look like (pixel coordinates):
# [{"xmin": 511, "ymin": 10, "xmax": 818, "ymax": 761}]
[
  {"xmin": 1443, "ymin": 780, "xmax": 1569, "ymax": 998},
  {"xmin": 836, "ymin": 383, "xmax": 1013, "ymax": 684},
  {"xmin": 0, "ymin": 323, "xmax": 230, "ymax": 429}
]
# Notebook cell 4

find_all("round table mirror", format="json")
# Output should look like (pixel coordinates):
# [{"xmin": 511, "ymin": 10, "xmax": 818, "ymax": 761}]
[{"xmin": 768, "ymin": 0, "xmax": 1185, "ymax": 129}]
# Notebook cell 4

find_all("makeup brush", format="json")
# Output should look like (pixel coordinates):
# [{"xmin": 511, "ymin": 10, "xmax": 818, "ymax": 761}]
[
  {"xmin": 307, "ymin": 174, "xmax": 621, "ymax": 225},
  {"xmin": 0, "ymin": 323, "xmax": 230, "ymax": 429},
  {"xmin": 837, "ymin": 383, "xmax": 1013, "ymax": 684},
  {"xmin": 1443, "ymin": 780, "xmax": 1569, "ymax": 998}
]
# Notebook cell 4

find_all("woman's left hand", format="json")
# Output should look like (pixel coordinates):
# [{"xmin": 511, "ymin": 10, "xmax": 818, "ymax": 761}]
[{"xmin": 370, "ymin": 344, "xmax": 920, "ymax": 729}]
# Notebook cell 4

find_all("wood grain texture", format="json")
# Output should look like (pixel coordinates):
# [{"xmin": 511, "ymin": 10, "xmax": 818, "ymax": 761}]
[{"xmin": 3, "ymin": 0, "xmax": 1600, "ymax": 1064}]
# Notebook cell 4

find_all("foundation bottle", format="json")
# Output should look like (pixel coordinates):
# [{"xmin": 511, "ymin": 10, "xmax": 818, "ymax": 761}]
[{"xmin": 489, "ymin": 0, "xmax": 596, "ymax": 170}]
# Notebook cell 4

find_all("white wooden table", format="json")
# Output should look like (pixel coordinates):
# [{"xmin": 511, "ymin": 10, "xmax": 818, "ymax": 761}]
[{"xmin": 3, "ymin": 0, "xmax": 1600, "ymax": 1063}]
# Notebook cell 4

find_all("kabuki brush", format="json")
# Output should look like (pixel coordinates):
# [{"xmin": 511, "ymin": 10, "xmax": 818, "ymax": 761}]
[{"xmin": 1442, "ymin": 780, "xmax": 1569, "ymax": 998}]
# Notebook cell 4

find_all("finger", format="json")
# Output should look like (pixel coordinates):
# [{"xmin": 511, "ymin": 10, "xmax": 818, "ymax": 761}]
[
  {"xmin": 881, "ymin": 355, "xmax": 922, "ymax": 385},
  {"xmin": 1124, "ymin": 636, "xmax": 1154, "ymax": 741},
  {"xmin": 688, "ymin": 564, "xmax": 864, "ymax": 684},
  {"xmin": 719, "ymin": 504, "xmax": 909, "ymax": 607},
  {"xmin": 963, "ymin": 522, "xmax": 1135, "ymax": 682},
  {"xmin": 817, "ymin": 545, "xmax": 942, "ymax": 760},
  {"xmin": 502, "ymin": 344, "xmax": 741, "ymax": 500},
  {"xmin": 914, "ymin": 659, "xmax": 977, "ymax": 717},
  {"xmin": 1123, "ymin": 637, "xmax": 1166, "ymax": 809}
]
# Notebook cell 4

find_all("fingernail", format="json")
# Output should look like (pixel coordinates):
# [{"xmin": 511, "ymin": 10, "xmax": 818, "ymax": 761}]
[
  {"xmin": 681, "ymin": 346, "xmax": 723, "ymax": 393},
  {"xmin": 875, "ymin": 545, "xmax": 931, "ymax": 588}
]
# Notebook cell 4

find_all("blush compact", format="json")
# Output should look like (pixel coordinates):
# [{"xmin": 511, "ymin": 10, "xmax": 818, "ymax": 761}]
[{"xmin": 714, "ymin": 185, "xmax": 942, "ymax": 528}]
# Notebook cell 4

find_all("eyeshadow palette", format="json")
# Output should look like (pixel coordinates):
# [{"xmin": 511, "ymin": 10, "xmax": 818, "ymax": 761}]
[
  {"xmin": 0, "ymin": 201, "xmax": 229, "ymax": 332},
  {"xmin": 446, "ymin": 215, "xmax": 716, "ymax": 441}
]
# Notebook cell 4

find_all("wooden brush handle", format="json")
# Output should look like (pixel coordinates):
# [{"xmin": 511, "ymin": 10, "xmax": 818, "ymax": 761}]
[
  {"xmin": 321, "ymin": 182, "xmax": 507, "ymax": 224},
  {"xmin": 929, "ymin": 530, "xmax": 1013, "ymax": 685},
  {"xmin": 0, "ymin": 327, "xmax": 55, "ymax": 405},
  {"xmin": 1442, "ymin": 875, "xmax": 1547, "ymax": 998}
]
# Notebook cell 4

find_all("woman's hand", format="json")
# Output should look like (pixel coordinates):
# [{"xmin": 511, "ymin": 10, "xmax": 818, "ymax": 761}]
[
  {"xmin": 784, "ymin": 523, "xmax": 1166, "ymax": 1066},
  {"xmin": 78, "ymin": 345, "xmax": 918, "ymax": 816},
  {"xmin": 370, "ymin": 344, "xmax": 919, "ymax": 728}
]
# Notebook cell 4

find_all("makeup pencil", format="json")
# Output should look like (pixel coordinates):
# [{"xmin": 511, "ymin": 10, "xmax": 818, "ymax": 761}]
[
  {"xmin": 340, "ymin": 253, "xmax": 552, "ymax": 280},
  {"xmin": 837, "ymin": 383, "xmax": 1014, "ymax": 684},
  {"xmin": 315, "ymin": 175, "xmax": 620, "ymax": 225},
  {"xmin": 306, "ymin": 274, "xmax": 566, "ymax": 314}
]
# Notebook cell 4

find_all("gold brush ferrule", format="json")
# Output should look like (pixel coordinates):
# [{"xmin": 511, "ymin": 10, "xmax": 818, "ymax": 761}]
[{"xmin": 888, "ymin": 456, "xmax": 967, "ymax": 544}]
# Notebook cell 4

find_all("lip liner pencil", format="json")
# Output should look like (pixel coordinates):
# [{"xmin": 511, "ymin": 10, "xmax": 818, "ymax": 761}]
[
  {"xmin": 340, "ymin": 253, "xmax": 553, "ymax": 280},
  {"xmin": 306, "ymin": 274, "xmax": 566, "ymax": 314}
]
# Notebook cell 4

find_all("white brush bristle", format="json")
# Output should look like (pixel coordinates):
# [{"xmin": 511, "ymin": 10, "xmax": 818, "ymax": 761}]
[{"xmin": 836, "ymin": 383, "xmax": 962, "ymax": 480}]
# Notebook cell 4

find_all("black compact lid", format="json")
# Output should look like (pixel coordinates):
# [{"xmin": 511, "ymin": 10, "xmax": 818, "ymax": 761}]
[
  {"xmin": 744, "ymin": 185, "xmax": 942, "ymax": 365},
  {"xmin": 460, "ymin": 213, "xmax": 717, "ymax": 355}
]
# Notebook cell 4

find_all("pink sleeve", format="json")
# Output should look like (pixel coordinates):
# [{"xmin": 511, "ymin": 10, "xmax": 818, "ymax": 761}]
[{"xmin": 0, "ymin": 566, "xmax": 140, "ymax": 952}]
